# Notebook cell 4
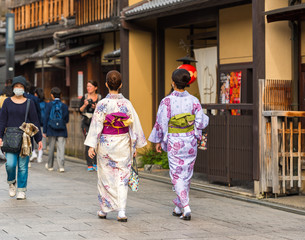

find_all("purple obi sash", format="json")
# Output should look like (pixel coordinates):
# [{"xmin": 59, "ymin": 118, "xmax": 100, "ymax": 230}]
[{"xmin": 102, "ymin": 112, "xmax": 130, "ymax": 135}]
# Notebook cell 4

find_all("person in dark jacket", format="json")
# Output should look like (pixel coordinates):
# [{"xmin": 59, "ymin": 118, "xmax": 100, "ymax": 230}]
[
  {"xmin": 0, "ymin": 76, "xmax": 42, "ymax": 200},
  {"xmin": 25, "ymin": 81, "xmax": 41, "ymax": 163},
  {"xmin": 43, "ymin": 87, "xmax": 69, "ymax": 172}
]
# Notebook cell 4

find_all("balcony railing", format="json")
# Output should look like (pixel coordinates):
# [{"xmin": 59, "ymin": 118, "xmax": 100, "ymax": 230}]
[
  {"xmin": 75, "ymin": 0, "xmax": 119, "ymax": 26},
  {"xmin": 12, "ymin": 0, "xmax": 74, "ymax": 31}
]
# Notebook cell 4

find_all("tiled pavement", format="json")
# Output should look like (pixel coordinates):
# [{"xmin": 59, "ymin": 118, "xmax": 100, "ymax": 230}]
[{"xmin": 1, "ymin": 157, "xmax": 305, "ymax": 240}]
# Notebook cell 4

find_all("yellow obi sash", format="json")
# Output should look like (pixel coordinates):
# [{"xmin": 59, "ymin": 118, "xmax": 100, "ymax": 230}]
[{"xmin": 168, "ymin": 113, "xmax": 195, "ymax": 133}]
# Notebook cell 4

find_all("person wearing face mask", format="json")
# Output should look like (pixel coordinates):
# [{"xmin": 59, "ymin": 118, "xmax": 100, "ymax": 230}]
[{"xmin": 0, "ymin": 76, "xmax": 43, "ymax": 200}]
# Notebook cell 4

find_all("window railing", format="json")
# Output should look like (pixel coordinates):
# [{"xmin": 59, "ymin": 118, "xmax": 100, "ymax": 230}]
[
  {"xmin": 75, "ymin": 0, "xmax": 119, "ymax": 26},
  {"xmin": 12, "ymin": 0, "xmax": 74, "ymax": 31}
]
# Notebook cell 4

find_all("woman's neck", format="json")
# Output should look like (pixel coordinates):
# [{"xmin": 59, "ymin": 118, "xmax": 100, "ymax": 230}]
[
  {"xmin": 11, "ymin": 95, "xmax": 26, "ymax": 103},
  {"xmin": 87, "ymin": 92, "xmax": 97, "ymax": 97},
  {"xmin": 109, "ymin": 90, "xmax": 119, "ymax": 95},
  {"xmin": 174, "ymin": 88, "xmax": 185, "ymax": 92}
]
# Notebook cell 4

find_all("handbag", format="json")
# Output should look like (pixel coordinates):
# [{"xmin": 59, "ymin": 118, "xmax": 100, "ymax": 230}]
[
  {"xmin": 198, "ymin": 133, "xmax": 208, "ymax": 150},
  {"xmin": 2, "ymin": 99, "xmax": 30, "ymax": 153},
  {"xmin": 128, "ymin": 157, "xmax": 139, "ymax": 192}
]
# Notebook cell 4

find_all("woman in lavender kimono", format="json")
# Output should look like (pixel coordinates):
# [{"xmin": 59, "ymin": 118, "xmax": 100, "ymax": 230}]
[
  {"xmin": 84, "ymin": 70, "xmax": 147, "ymax": 222},
  {"xmin": 149, "ymin": 69, "xmax": 209, "ymax": 220}
]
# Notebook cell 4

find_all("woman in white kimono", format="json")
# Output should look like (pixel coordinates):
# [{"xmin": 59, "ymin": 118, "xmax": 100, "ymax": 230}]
[
  {"xmin": 84, "ymin": 70, "xmax": 147, "ymax": 222},
  {"xmin": 149, "ymin": 69, "xmax": 209, "ymax": 221}
]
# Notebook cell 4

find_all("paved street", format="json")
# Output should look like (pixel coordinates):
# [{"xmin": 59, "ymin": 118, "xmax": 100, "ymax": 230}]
[{"xmin": 1, "ymin": 158, "xmax": 305, "ymax": 240}]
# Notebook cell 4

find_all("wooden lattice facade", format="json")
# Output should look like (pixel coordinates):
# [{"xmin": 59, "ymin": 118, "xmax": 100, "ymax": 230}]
[
  {"xmin": 75, "ymin": 0, "xmax": 119, "ymax": 26},
  {"xmin": 11, "ymin": 0, "xmax": 74, "ymax": 31}
]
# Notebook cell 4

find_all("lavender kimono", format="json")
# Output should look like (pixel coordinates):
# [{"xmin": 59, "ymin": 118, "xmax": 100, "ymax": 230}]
[
  {"xmin": 149, "ymin": 90, "xmax": 209, "ymax": 208},
  {"xmin": 84, "ymin": 94, "xmax": 147, "ymax": 213}
]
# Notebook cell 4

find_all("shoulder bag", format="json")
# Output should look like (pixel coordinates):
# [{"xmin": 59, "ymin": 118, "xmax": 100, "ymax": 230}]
[{"xmin": 2, "ymin": 99, "xmax": 30, "ymax": 153}]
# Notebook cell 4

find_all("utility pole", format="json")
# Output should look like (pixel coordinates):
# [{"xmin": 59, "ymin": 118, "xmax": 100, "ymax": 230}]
[{"xmin": 5, "ymin": 13, "xmax": 14, "ymax": 81}]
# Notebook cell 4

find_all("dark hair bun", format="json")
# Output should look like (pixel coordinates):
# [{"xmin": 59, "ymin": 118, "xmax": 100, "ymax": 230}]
[
  {"xmin": 106, "ymin": 70, "xmax": 122, "ymax": 91},
  {"xmin": 172, "ymin": 69, "xmax": 190, "ymax": 89}
]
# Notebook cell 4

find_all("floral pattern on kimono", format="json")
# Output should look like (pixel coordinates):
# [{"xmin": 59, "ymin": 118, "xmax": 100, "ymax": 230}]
[
  {"xmin": 84, "ymin": 93, "xmax": 147, "ymax": 212},
  {"xmin": 149, "ymin": 90, "xmax": 209, "ymax": 208}
]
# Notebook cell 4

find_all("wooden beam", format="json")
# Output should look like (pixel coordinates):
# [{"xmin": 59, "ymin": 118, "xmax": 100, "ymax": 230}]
[
  {"xmin": 70, "ymin": 0, "xmax": 74, "ymax": 17},
  {"xmin": 252, "ymin": 0, "xmax": 265, "ymax": 181},
  {"xmin": 44, "ymin": 0, "xmax": 49, "ymax": 24},
  {"xmin": 25, "ymin": 5, "xmax": 30, "ymax": 29},
  {"xmin": 271, "ymin": 116, "xmax": 279, "ymax": 193},
  {"xmin": 54, "ymin": 0, "xmax": 58, "ymax": 22},
  {"xmin": 187, "ymin": 31, "xmax": 217, "ymax": 40},
  {"xmin": 50, "ymin": 0, "xmax": 54, "ymax": 22},
  {"xmin": 39, "ymin": 1, "xmax": 42, "ymax": 25},
  {"xmin": 63, "ymin": 0, "xmax": 68, "ymax": 18},
  {"xmin": 58, "ymin": 0, "xmax": 62, "ymax": 20}
]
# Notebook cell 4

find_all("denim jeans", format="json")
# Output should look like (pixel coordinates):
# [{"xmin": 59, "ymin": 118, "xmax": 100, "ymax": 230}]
[{"xmin": 6, "ymin": 152, "xmax": 29, "ymax": 191}]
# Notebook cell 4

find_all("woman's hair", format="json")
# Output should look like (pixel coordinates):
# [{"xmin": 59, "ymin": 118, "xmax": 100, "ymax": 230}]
[
  {"xmin": 172, "ymin": 68, "xmax": 191, "ymax": 89},
  {"xmin": 51, "ymin": 87, "xmax": 61, "ymax": 98},
  {"xmin": 106, "ymin": 70, "xmax": 121, "ymax": 91},
  {"xmin": 87, "ymin": 80, "xmax": 98, "ymax": 93},
  {"xmin": 34, "ymin": 88, "xmax": 44, "ymax": 101}
]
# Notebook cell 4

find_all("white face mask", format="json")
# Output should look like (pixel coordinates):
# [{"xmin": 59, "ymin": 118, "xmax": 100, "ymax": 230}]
[{"xmin": 13, "ymin": 88, "xmax": 25, "ymax": 96}]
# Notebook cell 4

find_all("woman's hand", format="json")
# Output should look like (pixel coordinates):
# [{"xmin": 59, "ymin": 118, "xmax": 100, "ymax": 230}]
[
  {"xmin": 84, "ymin": 99, "xmax": 89, "ymax": 106},
  {"xmin": 156, "ymin": 143, "xmax": 162, "ymax": 153},
  {"xmin": 133, "ymin": 150, "xmax": 137, "ymax": 157},
  {"xmin": 38, "ymin": 141, "xmax": 43, "ymax": 150},
  {"xmin": 91, "ymin": 103, "xmax": 97, "ymax": 109},
  {"xmin": 88, "ymin": 147, "xmax": 96, "ymax": 159}
]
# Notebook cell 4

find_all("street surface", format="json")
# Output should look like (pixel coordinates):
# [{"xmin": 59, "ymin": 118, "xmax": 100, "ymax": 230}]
[{"xmin": 1, "ymin": 158, "xmax": 305, "ymax": 240}]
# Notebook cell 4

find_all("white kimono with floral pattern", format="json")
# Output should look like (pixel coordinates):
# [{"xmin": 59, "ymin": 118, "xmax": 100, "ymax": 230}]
[{"xmin": 84, "ymin": 93, "xmax": 147, "ymax": 213}]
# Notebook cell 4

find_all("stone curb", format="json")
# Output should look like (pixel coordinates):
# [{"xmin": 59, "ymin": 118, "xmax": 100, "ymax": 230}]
[{"xmin": 139, "ymin": 171, "xmax": 305, "ymax": 216}]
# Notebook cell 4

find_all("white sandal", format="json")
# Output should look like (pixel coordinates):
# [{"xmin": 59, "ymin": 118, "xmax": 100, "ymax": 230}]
[{"xmin": 97, "ymin": 210, "xmax": 107, "ymax": 219}]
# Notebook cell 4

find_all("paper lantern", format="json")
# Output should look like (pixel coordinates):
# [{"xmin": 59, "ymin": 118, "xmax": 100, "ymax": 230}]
[{"xmin": 177, "ymin": 64, "xmax": 197, "ymax": 84}]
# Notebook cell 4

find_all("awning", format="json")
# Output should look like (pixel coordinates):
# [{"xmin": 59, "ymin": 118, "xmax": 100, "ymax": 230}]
[
  {"xmin": 20, "ymin": 44, "xmax": 64, "ymax": 65},
  {"xmin": 0, "ymin": 50, "xmax": 34, "ymax": 66},
  {"xmin": 56, "ymin": 43, "xmax": 103, "ymax": 57},
  {"xmin": 103, "ymin": 48, "xmax": 120, "ymax": 61},
  {"xmin": 28, "ymin": 44, "xmax": 62, "ymax": 60},
  {"xmin": 265, "ymin": 3, "xmax": 305, "ymax": 23}
]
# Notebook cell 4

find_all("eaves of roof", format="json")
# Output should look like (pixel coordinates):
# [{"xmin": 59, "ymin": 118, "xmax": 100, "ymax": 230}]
[
  {"xmin": 53, "ymin": 19, "xmax": 119, "ymax": 42},
  {"xmin": 0, "ymin": 20, "xmax": 75, "ymax": 46},
  {"xmin": 123, "ymin": 0, "xmax": 251, "ymax": 20},
  {"xmin": 265, "ymin": 3, "xmax": 305, "ymax": 23}
]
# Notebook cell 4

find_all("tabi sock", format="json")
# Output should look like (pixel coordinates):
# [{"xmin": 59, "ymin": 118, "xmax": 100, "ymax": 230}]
[
  {"xmin": 174, "ymin": 206, "xmax": 182, "ymax": 214},
  {"xmin": 184, "ymin": 205, "xmax": 191, "ymax": 214},
  {"xmin": 118, "ymin": 210, "xmax": 126, "ymax": 218}
]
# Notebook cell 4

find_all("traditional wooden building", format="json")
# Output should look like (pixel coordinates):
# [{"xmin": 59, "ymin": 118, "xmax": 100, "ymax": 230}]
[
  {"xmin": 121, "ymin": 0, "xmax": 305, "ymax": 195},
  {"xmin": 0, "ymin": 0, "xmax": 126, "ymax": 158}
]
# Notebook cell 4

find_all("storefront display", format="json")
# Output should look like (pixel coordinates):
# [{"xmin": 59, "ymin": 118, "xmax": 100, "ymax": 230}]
[{"xmin": 219, "ymin": 71, "xmax": 241, "ymax": 115}]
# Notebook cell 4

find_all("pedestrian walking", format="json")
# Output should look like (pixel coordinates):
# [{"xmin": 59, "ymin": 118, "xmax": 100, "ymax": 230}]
[
  {"xmin": 79, "ymin": 80, "xmax": 102, "ymax": 172},
  {"xmin": 84, "ymin": 70, "xmax": 147, "ymax": 222},
  {"xmin": 32, "ymin": 87, "xmax": 47, "ymax": 163},
  {"xmin": 0, "ymin": 76, "xmax": 42, "ymax": 200},
  {"xmin": 149, "ymin": 68, "xmax": 209, "ymax": 220},
  {"xmin": 25, "ymin": 81, "xmax": 41, "ymax": 164},
  {"xmin": 43, "ymin": 87, "xmax": 69, "ymax": 172}
]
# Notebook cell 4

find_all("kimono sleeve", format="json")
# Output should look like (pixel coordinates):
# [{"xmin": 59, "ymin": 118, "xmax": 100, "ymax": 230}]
[
  {"xmin": 148, "ymin": 98, "xmax": 170, "ymax": 144},
  {"xmin": 193, "ymin": 99, "xmax": 209, "ymax": 140},
  {"xmin": 129, "ymin": 103, "xmax": 147, "ymax": 150},
  {"xmin": 84, "ymin": 101, "xmax": 105, "ymax": 148}
]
